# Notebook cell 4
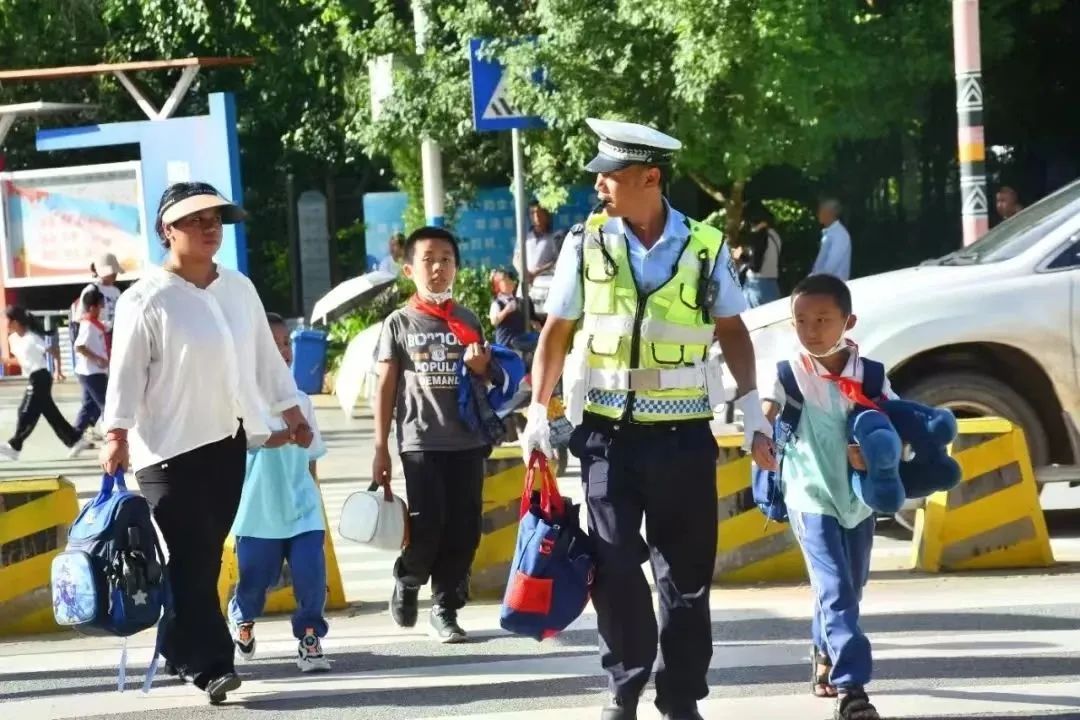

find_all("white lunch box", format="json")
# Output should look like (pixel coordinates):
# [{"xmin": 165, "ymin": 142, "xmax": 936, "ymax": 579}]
[{"xmin": 339, "ymin": 485, "xmax": 410, "ymax": 551}]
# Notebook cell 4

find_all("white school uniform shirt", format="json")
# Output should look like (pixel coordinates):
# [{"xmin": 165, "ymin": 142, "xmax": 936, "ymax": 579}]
[
  {"xmin": 8, "ymin": 332, "xmax": 49, "ymax": 375},
  {"xmin": 74, "ymin": 320, "xmax": 109, "ymax": 377},
  {"xmin": 103, "ymin": 265, "xmax": 301, "ymax": 473},
  {"xmin": 760, "ymin": 340, "xmax": 899, "ymax": 528}
]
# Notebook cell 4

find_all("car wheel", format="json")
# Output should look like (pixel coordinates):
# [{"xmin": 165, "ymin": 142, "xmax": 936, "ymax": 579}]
[{"xmin": 901, "ymin": 371, "xmax": 1050, "ymax": 469}]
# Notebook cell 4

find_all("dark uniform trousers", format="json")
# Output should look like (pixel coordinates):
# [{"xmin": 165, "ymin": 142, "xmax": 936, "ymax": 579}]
[{"xmin": 569, "ymin": 413, "xmax": 719, "ymax": 711}]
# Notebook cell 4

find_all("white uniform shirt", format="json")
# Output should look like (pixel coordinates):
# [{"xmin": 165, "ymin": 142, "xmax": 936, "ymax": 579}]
[
  {"xmin": 73, "ymin": 283, "xmax": 123, "ymax": 331},
  {"xmin": 74, "ymin": 321, "xmax": 109, "ymax": 377},
  {"xmin": 103, "ymin": 266, "xmax": 300, "ymax": 472},
  {"xmin": 9, "ymin": 332, "xmax": 49, "ymax": 375}
]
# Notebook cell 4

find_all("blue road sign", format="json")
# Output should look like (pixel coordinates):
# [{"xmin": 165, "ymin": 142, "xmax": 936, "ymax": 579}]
[{"xmin": 468, "ymin": 38, "xmax": 547, "ymax": 133}]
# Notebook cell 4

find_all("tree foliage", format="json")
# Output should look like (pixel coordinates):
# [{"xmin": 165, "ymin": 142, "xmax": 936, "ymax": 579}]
[{"xmin": 353, "ymin": 0, "xmax": 1021, "ymax": 231}]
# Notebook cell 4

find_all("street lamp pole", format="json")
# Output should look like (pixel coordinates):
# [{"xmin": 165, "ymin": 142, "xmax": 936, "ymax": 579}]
[
  {"xmin": 953, "ymin": 0, "xmax": 989, "ymax": 246},
  {"xmin": 412, "ymin": 1, "xmax": 445, "ymax": 227}
]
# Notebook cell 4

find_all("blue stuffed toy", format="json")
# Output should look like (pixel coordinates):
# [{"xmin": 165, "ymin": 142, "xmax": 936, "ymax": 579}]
[{"xmin": 847, "ymin": 399, "xmax": 963, "ymax": 514}]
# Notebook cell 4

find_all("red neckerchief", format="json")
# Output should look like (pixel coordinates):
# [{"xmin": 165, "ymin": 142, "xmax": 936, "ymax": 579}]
[
  {"xmin": 84, "ymin": 315, "xmax": 112, "ymax": 357},
  {"xmin": 407, "ymin": 295, "xmax": 481, "ymax": 346},
  {"xmin": 800, "ymin": 341, "xmax": 881, "ymax": 410}
]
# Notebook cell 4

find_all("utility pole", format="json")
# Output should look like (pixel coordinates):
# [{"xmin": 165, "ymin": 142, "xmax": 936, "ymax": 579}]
[
  {"xmin": 412, "ymin": 1, "xmax": 445, "ymax": 227},
  {"xmin": 953, "ymin": 0, "xmax": 989, "ymax": 246}
]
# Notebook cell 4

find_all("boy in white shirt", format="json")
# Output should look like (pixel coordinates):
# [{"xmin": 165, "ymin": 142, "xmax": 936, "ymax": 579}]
[
  {"xmin": 73, "ymin": 288, "xmax": 110, "ymax": 442},
  {"xmin": 761, "ymin": 274, "xmax": 891, "ymax": 720},
  {"xmin": 228, "ymin": 313, "xmax": 331, "ymax": 673}
]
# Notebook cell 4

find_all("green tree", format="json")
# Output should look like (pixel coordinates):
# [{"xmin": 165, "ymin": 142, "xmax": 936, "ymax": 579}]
[
  {"xmin": 0, "ymin": 0, "xmax": 376, "ymax": 310},
  {"xmin": 353, "ymin": 0, "xmax": 1020, "ymax": 233}
]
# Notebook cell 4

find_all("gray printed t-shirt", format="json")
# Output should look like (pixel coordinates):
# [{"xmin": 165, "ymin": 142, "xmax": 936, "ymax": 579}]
[{"xmin": 376, "ymin": 305, "xmax": 488, "ymax": 453}]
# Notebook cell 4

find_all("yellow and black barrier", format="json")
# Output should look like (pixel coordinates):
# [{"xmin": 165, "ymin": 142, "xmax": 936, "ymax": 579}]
[
  {"xmin": 713, "ymin": 435, "xmax": 808, "ymax": 584},
  {"xmin": 469, "ymin": 445, "xmax": 527, "ymax": 600},
  {"xmin": 218, "ymin": 491, "xmax": 347, "ymax": 616},
  {"xmin": 0, "ymin": 477, "xmax": 78, "ymax": 637},
  {"xmin": 912, "ymin": 417, "xmax": 1054, "ymax": 572}
]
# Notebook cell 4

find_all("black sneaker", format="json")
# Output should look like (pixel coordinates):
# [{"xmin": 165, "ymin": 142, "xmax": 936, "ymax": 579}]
[
  {"xmin": 391, "ymin": 582, "xmax": 420, "ymax": 628},
  {"xmin": 428, "ymin": 604, "xmax": 467, "ymax": 643},
  {"xmin": 661, "ymin": 705, "xmax": 704, "ymax": 720},
  {"xmin": 205, "ymin": 672, "xmax": 241, "ymax": 705}
]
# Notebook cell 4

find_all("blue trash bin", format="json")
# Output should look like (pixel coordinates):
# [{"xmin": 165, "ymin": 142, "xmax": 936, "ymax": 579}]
[{"xmin": 291, "ymin": 328, "xmax": 329, "ymax": 395}]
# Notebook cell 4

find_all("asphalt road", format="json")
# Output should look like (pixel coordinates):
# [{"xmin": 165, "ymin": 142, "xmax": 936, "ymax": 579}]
[{"xmin": 4, "ymin": 379, "xmax": 1080, "ymax": 718}]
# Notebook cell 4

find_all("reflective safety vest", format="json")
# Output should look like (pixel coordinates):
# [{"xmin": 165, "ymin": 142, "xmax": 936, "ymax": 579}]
[{"xmin": 574, "ymin": 212, "xmax": 724, "ymax": 423}]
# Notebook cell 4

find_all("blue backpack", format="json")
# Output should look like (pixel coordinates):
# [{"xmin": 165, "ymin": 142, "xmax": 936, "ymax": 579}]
[
  {"xmin": 500, "ymin": 453, "xmax": 595, "ymax": 641},
  {"xmin": 751, "ymin": 359, "xmax": 885, "ymax": 523},
  {"xmin": 51, "ymin": 470, "xmax": 171, "ymax": 690}
]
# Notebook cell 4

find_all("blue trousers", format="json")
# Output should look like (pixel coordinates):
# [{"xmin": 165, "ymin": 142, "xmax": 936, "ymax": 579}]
[
  {"xmin": 789, "ymin": 511, "xmax": 874, "ymax": 689},
  {"xmin": 75, "ymin": 373, "xmax": 108, "ymax": 435},
  {"xmin": 228, "ymin": 531, "xmax": 329, "ymax": 639}
]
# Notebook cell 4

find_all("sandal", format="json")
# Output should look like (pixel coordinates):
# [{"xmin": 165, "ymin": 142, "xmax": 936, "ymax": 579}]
[
  {"xmin": 811, "ymin": 646, "xmax": 838, "ymax": 698},
  {"xmin": 834, "ymin": 688, "xmax": 880, "ymax": 720}
]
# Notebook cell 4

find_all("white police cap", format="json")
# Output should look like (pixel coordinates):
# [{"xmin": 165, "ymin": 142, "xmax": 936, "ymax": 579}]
[{"xmin": 584, "ymin": 118, "xmax": 682, "ymax": 173}]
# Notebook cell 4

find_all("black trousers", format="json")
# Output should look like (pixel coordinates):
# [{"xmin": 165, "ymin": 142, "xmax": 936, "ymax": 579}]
[
  {"xmin": 570, "ymin": 415, "xmax": 719, "ymax": 712},
  {"xmin": 137, "ymin": 428, "xmax": 246, "ymax": 685},
  {"xmin": 8, "ymin": 369, "xmax": 80, "ymax": 451},
  {"xmin": 393, "ymin": 447, "xmax": 487, "ymax": 610}
]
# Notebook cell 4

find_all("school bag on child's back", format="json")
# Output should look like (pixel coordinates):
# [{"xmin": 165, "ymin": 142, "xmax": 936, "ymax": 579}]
[
  {"xmin": 50, "ymin": 470, "xmax": 171, "ymax": 691},
  {"xmin": 751, "ymin": 358, "xmax": 886, "ymax": 522}
]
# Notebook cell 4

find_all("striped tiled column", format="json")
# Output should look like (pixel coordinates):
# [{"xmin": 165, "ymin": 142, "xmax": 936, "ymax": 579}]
[{"xmin": 953, "ymin": 0, "xmax": 990, "ymax": 246}]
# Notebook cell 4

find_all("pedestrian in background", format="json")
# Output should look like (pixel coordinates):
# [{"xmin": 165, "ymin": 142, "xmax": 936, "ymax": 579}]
[
  {"xmin": 71, "ymin": 288, "xmax": 110, "ymax": 442},
  {"xmin": 995, "ymin": 185, "xmax": 1025, "ymax": 221},
  {"xmin": 811, "ymin": 198, "xmax": 852, "ymax": 281},
  {"xmin": 100, "ymin": 181, "xmax": 312, "ymax": 705},
  {"xmin": 0, "ymin": 306, "xmax": 88, "ymax": 461},
  {"xmin": 379, "ymin": 232, "xmax": 406, "ymax": 276},
  {"xmin": 739, "ymin": 201, "xmax": 784, "ymax": 307}
]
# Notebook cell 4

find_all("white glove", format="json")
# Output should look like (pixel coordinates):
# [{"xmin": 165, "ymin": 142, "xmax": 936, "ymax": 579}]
[
  {"xmin": 521, "ymin": 402, "xmax": 554, "ymax": 465},
  {"xmin": 734, "ymin": 389, "xmax": 772, "ymax": 452}
]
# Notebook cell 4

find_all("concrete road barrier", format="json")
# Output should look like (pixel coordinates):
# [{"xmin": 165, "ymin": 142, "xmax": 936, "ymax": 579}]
[
  {"xmin": 0, "ymin": 477, "xmax": 78, "ymax": 637},
  {"xmin": 913, "ymin": 417, "xmax": 1054, "ymax": 572},
  {"xmin": 713, "ymin": 435, "xmax": 808, "ymax": 585}
]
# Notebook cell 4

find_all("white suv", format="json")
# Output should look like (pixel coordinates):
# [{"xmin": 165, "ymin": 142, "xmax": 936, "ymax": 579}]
[{"xmin": 731, "ymin": 178, "xmax": 1080, "ymax": 483}]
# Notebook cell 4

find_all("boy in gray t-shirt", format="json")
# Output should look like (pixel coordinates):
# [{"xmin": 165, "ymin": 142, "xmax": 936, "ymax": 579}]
[{"xmin": 373, "ymin": 226, "xmax": 497, "ymax": 644}]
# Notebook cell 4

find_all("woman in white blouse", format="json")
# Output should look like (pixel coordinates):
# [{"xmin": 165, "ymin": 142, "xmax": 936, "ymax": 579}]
[{"xmin": 100, "ymin": 182, "xmax": 312, "ymax": 704}]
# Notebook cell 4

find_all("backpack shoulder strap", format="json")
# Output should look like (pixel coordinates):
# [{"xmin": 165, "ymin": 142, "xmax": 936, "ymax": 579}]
[
  {"xmin": 861, "ymin": 358, "xmax": 886, "ymax": 401},
  {"xmin": 776, "ymin": 360, "xmax": 804, "ymax": 430}
]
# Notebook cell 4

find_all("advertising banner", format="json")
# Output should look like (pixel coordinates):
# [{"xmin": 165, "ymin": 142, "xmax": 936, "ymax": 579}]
[{"xmin": 0, "ymin": 162, "xmax": 148, "ymax": 286}]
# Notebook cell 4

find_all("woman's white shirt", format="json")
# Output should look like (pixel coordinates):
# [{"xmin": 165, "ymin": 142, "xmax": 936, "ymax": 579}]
[
  {"xmin": 9, "ymin": 332, "xmax": 49, "ymax": 375},
  {"xmin": 103, "ymin": 265, "xmax": 299, "ymax": 472}
]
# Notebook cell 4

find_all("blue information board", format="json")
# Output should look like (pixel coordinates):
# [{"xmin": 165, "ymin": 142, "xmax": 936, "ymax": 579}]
[
  {"xmin": 362, "ymin": 192, "xmax": 409, "ymax": 271},
  {"xmin": 364, "ymin": 186, "xmax": 596, "ymax": 271}
]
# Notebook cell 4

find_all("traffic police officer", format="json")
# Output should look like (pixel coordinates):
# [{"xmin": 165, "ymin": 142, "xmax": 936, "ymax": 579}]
[{"xmin": 522, "ymin": 119, "xmax": 776, "ymax": 720}]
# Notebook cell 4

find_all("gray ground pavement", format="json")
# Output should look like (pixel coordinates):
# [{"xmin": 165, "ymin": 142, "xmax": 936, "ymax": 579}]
[{"xmin": 4, "ymin": 378, "xmax": 1080, "ymax": 719}]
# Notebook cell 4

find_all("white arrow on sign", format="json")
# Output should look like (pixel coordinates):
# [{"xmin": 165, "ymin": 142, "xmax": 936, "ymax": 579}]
[{"xmin": 482, "ymin": 74, "xmax": 523, "ymax": 119}]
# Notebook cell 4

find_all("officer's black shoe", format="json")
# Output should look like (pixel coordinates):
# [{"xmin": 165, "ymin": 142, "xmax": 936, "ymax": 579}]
[
  {"xmin": 661, "ymin": 708, "xmax": 703, "ymax": 720},
  {"xmin": 390, "ymin": 581, "xmax": 420, "ymax": 628},
  {"xmin": 600, "ymin": 695, "xmax": 637, "ymax": 720}
]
